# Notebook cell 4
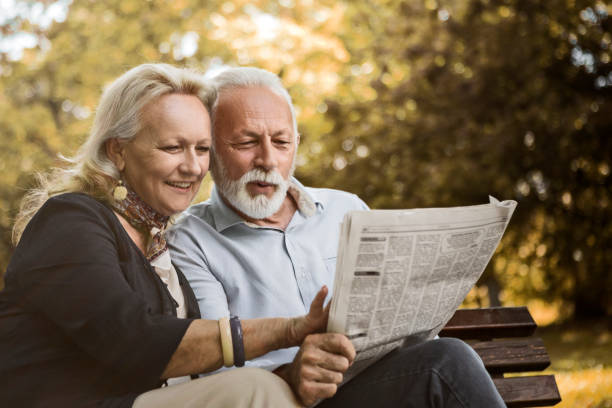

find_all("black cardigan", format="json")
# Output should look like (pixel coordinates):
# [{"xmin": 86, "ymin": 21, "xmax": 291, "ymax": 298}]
[{"xmin": 0, "ymin": 193, "xmax": 201, "ymax": 408}]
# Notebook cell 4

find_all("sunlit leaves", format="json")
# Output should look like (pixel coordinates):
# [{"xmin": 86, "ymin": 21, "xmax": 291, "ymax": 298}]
[
  {"xmin": 299, "ymin": 0, "xmax": 611, "ymax": 318},
  {"xmin": 0, "ymin": 0, "xmax": 355, "ymax": 286},
  {"xmin": 0, "ymin": 0, "xmax": 610, "ymax": 316}
]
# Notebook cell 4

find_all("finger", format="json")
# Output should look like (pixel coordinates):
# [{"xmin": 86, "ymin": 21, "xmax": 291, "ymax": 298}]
[
  {"xmin": 323, "ymin": 297, "xmax": 332, "ymax": 315},
  {"xmin": 299, "ymin": 381, "xmax": 338, "ymax": 406},
  {"xmin": 314, "ymin": 366, "xmax": 344, "ymax": 384},
  {"xmin": 300, "ymin": 362, "xmax": 344, "ymax": 384},
  {"xmin": 308, "ymin": 285, "xmax": 328, "ymax": 316},
  {"xmin": 317, "ymin": 352, "xmax": 351, "ymax": 373},
  {"xmin": 312, "ymin": 382, "xmax": 338, "ymax": 401},
  {"xmin": 301, "ymin": 342, "xmax": 351, "ymax": 373},
  {"xmin": 317, "ymin": 333, "xmax": 356, "ymax": 363}
]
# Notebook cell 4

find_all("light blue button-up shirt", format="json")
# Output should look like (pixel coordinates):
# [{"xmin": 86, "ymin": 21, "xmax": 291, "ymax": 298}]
[{"xmin": 167, "ymin": 178, "xmax": 368, "ymax": 370}]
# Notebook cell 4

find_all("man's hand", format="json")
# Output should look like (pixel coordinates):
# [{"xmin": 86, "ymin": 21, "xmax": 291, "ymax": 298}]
[
  {"xmin": 276, "ymin": 333, "xmax": 356, "ymax": 406},
  {"xmin": 287, "ymin": 286, "xmax": 331, "ymax": 345},
  {"xmin": 276, "ymin": 285, "xmax": 356, "ymax": 405}
]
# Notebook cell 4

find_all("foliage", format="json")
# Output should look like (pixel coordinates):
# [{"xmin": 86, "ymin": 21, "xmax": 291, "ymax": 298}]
[
  {"xmin": 0, "ymin": 0, "xmax": 345, "ymax": 285},
  {"xmin": 0, "ymin": 0, "xmax": 221, "ymax": 281},
  {"xmin": 1, "ymin": 0, "xmax": 610, "ymax": 319},
  {"xmin": 297, "ymin": 0, "xmax": 612, "ymax": 318}
]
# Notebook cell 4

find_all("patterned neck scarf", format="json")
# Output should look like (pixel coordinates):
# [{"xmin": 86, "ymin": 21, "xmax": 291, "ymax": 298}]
[{"xmin": 111, "ymin": 186, "xmax": 170, "ymax": 262}]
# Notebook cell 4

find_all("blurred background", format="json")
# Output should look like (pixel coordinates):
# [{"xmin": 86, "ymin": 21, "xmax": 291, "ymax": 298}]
[{"xmin": 0, "ymin": 0, "xmax": 610, "ymax": 405}]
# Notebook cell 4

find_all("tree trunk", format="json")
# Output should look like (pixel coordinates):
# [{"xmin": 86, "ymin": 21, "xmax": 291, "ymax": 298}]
[
  {"xmin": 573, "ymin": 293, "xmax": 607, "ymax": 319},
  {"xmin": 484, "ymin": 274, "xmax": 502, "ymax": 307}
]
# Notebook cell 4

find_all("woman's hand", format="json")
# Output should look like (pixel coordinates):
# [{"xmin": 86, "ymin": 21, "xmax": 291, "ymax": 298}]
[{"xmin": 287, "ymin": 286, "xmax": 330, "ymax": 346}]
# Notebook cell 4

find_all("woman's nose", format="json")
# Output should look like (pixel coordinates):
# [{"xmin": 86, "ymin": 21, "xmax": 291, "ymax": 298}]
[{"xmin": 180, "ymin": 150, "xmax": 203, "ymax": 176}]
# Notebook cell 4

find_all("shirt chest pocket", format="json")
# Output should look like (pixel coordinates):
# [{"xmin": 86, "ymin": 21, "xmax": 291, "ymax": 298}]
[{"xmin": 324, "ymin": 256, "xmax": 337, "ymax": 275}]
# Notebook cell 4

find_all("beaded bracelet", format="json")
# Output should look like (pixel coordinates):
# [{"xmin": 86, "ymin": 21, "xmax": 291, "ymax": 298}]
[
  {"xmin": 230, "ymin": 316, "xmax": 245, "ymax": 367},
  {"xmin": 218, "ymin": 317, "xmax": 234, "ymax": 367}
]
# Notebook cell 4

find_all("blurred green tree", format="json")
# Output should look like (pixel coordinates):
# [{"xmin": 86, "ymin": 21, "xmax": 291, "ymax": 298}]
[
  {"xmin": 0, "ymin": 0, "xmax": 348, "ymax": 286},
  {"xmin": 2, "ymin": 0, "xmax": 610, "ymax": 320},
  {"xmin": 0, "ymin": 0, "xmax": 231, "ymax": 285},
  {"xmin": 298, "ymin": 0, "xmax": 611, "ymax": 318}
]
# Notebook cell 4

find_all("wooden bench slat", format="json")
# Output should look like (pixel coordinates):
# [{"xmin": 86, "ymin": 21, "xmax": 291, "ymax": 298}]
[
  {"xmin": 493, "ymin": 375, "xmax": 561, "ymax": 407},
  {"xmin": 472, "ymin": 337, "xmax": 551, "ymax": 374},
  {"xmin": 439, "ymin": 307, "xmax": 537, "ymax": 339},
  {"xmin": 437, "ymin": 306, "xmax": 561, "ymax": 406}
]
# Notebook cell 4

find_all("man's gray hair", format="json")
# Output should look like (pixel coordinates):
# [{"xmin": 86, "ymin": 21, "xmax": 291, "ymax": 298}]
[{"xmin": 209, "ymin": 67, "xmax": 299, "ymax": 141}]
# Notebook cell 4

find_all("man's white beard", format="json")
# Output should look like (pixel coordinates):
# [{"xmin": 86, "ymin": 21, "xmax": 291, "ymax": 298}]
[{"xmin": 213, "ymin": 161, "xmax": 290, "ymax": 219}]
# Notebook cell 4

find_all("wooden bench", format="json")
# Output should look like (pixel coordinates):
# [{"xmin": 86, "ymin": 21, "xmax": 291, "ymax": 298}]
[{"xmin": 439, "ymin": 307, "xmax": 561, "ymax": 407}]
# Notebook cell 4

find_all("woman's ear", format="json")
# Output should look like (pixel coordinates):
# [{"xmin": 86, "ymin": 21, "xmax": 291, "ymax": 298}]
[{"xmin": 105, "ymin": 138, "xmax": 126, "ymax": 172}]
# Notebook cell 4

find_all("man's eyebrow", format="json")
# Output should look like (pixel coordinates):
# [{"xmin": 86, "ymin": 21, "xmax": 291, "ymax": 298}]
[
  {"xmin": 238, "ymin": 130, "xmax": 260, "ymax": 138},
  {"xmin": 237, "ymin": 129, "xmax": 292, "ymax": 138},
  {"xmin": 271, "ymin": 129, "xmax": 292, "ymax": 137}
]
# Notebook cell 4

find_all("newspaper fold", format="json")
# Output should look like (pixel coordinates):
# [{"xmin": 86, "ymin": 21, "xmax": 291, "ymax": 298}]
[{"xmin": 326, "ymin": 196, "xmax": 517, "ymax": 381}]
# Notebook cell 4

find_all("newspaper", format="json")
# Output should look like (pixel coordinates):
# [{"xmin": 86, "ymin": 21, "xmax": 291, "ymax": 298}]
[{"xmin": 326, "ymin": 196, "xmax": 517, "ymax": 381}]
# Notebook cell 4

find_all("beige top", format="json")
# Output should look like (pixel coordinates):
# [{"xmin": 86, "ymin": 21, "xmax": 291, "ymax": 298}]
[
  {"xmin": 151, "ymin": 249, "xmax": 190, "ymax": 385},
  {"xmin": 150, "ymin": 250, "xmax": 187, "ymax": 319}
]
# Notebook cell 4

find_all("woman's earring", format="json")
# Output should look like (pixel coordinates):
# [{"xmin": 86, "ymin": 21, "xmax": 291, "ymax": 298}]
[{"xmin": 113, "ymin": 180, "xmax": 128, "ymax": 201}]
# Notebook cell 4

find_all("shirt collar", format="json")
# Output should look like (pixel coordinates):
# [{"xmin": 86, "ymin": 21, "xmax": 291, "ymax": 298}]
[{"xmin": 209, "ymin": 177, "xmax": 320, "ymax": 232}]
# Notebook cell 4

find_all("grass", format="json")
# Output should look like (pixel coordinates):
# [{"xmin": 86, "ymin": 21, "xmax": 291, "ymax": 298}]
[{"xmin": 537, "ymin": 319, "xmax": 612, "ymax": 408}]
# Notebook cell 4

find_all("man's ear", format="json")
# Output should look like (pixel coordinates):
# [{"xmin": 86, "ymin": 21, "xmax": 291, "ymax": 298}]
[{"xmin": 105, "ymin": 138, "xmax": 127, "ymax": 172}]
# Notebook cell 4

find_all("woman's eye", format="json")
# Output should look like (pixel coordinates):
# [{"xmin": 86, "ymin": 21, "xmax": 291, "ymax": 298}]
[
  {"xmin": 196, "ymin": 146, "xmax": 210, "ymax": 153},
  {"xmin": 161, "ymin": 145, "xmax": 180, "ymax": 152}
]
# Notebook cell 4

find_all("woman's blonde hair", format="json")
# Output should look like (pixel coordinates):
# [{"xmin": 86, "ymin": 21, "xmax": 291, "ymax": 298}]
[{"xmin": 12, "ymin": 63, "xmax": 216, "ymax": 245}]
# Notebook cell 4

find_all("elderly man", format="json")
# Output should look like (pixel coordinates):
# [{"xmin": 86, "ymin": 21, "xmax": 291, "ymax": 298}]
[{"xmin": 168, "ymin": 67, "xmax": 505, "ymax": 407}]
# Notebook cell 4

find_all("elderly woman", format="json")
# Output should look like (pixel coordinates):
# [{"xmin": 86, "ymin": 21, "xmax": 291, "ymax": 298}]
[{"xmin": 0, "ymin": 64, "xmax": 331, "ymax": 407}]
